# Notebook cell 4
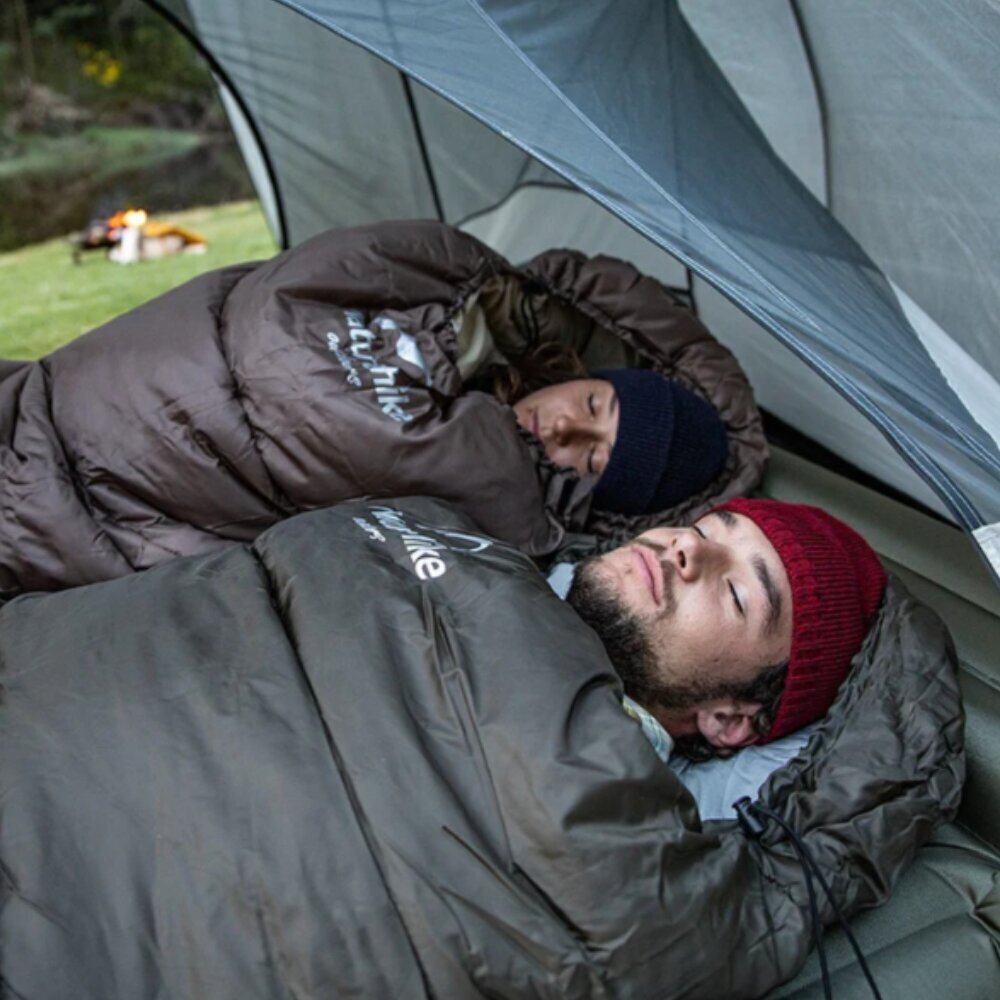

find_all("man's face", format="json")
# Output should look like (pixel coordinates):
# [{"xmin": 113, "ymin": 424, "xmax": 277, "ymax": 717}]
[{"xmin": 567, "ymin": 510, "xmax": 793, "ymax": 748}]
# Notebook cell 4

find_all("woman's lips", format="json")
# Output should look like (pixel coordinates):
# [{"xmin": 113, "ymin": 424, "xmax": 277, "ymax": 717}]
[{"xmin": 632, "ymin": 546, "xmax": 662, "ymax": 606}]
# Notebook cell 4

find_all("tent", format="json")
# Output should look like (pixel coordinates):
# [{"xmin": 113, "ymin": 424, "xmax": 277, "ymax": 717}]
[
  {"xmin": 145, "ymin": 0, "xmax": 1000, "ymax": 575},
  {"xmin": 133, "ymin": 0, "xmax": 1000, "ymax": 992}
]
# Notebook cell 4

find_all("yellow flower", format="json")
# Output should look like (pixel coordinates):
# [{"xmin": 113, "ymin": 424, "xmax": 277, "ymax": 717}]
[
  {"xmin": 80, "ymin": 49, "xmax": 121, "ymax": 87},
  {"xmin": 101, "ymin": 61, "xmax": 121, "ymax": 87}
]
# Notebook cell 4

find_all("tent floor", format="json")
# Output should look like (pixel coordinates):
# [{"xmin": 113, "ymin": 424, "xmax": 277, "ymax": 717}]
[{"xmin": 773, "ymin": 824, "xmax": 1000, "ymax": 999}]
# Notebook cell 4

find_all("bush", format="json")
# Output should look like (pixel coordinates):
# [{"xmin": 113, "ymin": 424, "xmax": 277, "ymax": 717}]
[{"xmin": 4, "ymin": 1, "xmax": 220, "ymax": 130}]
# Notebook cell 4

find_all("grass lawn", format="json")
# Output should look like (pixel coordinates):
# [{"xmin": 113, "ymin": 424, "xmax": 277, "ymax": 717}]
[
  {"xmin": 0, "ymin": 127, "xmax": 203, "ymax": 181},
  {"xmin": 0, "ymin": 200, "xmax": 277, "ymax": 359}
]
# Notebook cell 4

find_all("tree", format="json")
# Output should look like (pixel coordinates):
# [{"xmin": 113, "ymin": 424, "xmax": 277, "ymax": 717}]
[
  {"xmin": 4, "ymin": 1, "xmax": 218, "ymax": 129},
  {"xmin": 11, "ymin": 0, "xmax": 37, "ymax": 83}
]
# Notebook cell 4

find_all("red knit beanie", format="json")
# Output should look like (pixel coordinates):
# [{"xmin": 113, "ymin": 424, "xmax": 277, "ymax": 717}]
[{"xmin": 714, "ymin": 498, "xmax": 887, "ymax": 741}]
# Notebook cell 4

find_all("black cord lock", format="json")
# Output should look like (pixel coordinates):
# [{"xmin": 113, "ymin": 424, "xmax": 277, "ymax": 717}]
[{"xmin": 734, "ymin": 796, "xmax": 768, "ymax": 839}]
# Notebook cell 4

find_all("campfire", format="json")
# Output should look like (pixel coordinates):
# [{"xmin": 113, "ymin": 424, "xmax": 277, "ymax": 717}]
[{"xmin": 72, "ymin": 208, "xmax": 208, "ymax": 264}]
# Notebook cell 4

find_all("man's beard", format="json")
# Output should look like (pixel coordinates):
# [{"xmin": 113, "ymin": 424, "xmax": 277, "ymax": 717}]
[
  {"xmin": 567, "ymin": 545, "xmax": 720, "ymax": 711},
  {"xmin": 567, "ymin": 559, "xmax": 663, "ymax": 706}
]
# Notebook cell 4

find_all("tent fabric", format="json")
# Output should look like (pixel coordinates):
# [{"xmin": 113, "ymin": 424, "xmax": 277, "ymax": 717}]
[
  {"xmin": 794, "ymin": 0, "xmax": 1000, "ymax": 378},
  {"xmin": 147, "ymin": 0, "xmax": 1000, "ymax": 576},
  {"xmin": 460, "ymin": 190, "xmax": 962, "ymax": 521},
  {"xmin": 678, "ymin": 0, "xmax": 1000, "ymax": 521},
  {"xmin": 682, "ymin": 0, "xmax": 1000, "ymax": 379},
  {"xmin": 677, "ymin": 0, "xmax": 827, "ymax": 205},
  {"xmin": 0, "ymin": 496, "xmax": 964, "ymax": 998}
]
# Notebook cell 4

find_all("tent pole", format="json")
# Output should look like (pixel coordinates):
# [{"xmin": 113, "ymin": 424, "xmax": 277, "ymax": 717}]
[
  {"xmin": 401, "ymin": 73, "xmax": 445, "ymax": 222},
  {"xmin": 140, "ymin": 0, "xmax": 291, "ymax": 249},
  {"xmin": 789, "ymin": 0, "xmax": 832, "ymax": 208}
]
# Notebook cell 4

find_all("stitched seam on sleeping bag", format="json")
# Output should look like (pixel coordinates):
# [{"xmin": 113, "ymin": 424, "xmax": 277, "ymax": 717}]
[
  {"xmin": 524, "ymin": 263, "xmax": 676, "ymax": 372},
  {"xmin": 443, "ymin": 675, "xmax": 592, "ymax": 947},
  {"xmin": 252, "ymin": 547, "xmax": 436, "ymax": 997},
  {"xmin": 189, "ymin": 428, "xmax": 292, "ymax": 525},
  {"xmin": 37, "ymin": 358, "xmax": 134, "ymax": 569},
  {"xmin": 433, "ymin": 603, "xmax": 602, "ymax": 967},
  {"xmin": 214, "ymin": 306, "xmax": 296, "ymax": 517},
  {"xmin": 441, "ymin": 670, "xmax": 517, "ymax": 872}
]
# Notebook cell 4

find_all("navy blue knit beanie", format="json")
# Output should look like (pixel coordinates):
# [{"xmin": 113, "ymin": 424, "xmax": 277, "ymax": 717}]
[{"xmin": 592, "ymin": 369, "xmax": 729, "ymax": 515}]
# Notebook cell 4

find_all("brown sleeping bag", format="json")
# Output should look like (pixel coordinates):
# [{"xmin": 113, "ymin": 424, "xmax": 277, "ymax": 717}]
[{"xmin": 0, "ymin": 220, "xmax": 766, "ymax": 596}]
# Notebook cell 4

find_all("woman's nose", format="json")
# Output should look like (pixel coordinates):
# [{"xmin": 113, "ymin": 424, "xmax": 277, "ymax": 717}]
[{"xmin": 551, "ymin": 413, "xmax": 580, "ymax": 444}]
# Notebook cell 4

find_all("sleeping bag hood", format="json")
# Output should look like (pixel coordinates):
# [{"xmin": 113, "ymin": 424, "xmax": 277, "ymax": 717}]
[
  {"xmin": 0, "ymin": 220, "xmax": 765, "ymax": 597},
  {"xmin": 0, "ymin": 496, "xmax": 963, "ymax": 999}
]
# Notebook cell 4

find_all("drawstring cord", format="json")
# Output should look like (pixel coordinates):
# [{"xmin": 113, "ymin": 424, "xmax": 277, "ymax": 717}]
[{"xmin": 734, "ymin": 797, "xmax": 883, "ymax": 1000}]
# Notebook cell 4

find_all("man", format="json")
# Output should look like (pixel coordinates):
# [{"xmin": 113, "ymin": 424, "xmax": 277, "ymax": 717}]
[
  {"xmin": 0, "ymin": 497, "xmax": 962, "ymax": 999},
  {"xmin": 567, "ymin": 497, "xmax": 887, "ymax": 758}
]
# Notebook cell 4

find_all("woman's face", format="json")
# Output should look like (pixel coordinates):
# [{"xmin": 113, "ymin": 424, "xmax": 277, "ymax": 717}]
[{"xmin": 512, "ymin": 378, "xmax": 619, "ymax": 477}]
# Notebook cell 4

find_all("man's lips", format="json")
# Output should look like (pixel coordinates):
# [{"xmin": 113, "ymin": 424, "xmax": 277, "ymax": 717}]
[{"xmin": 632, "ymin": 545, "xmax": 662, "ymax": 606}]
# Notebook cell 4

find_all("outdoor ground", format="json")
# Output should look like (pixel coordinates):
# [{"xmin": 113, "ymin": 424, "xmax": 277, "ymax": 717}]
[
  {"xmin": 0, "ymin": 124, "xmax": 255, "ymax": 252},
  {"xmin": 0, "ymin": 199, "xmax": 275, "ymax": 359},
  {"xmin": 0, "ymin": 126, "xmax": 201, "ymax": 186}
]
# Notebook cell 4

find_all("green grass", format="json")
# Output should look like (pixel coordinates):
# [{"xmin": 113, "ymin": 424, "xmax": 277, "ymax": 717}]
[
  {"xmin": 0, "ymin": 127, "xmax": 203, "ymax": 180},
  {"xmin": 0, "ymin": 200, "xmax": 277, "ymax": 359}
]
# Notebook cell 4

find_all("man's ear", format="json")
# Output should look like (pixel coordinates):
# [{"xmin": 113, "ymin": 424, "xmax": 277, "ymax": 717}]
[{"xmin": 695, "ymin": 704, "xmax": 761, "ymax": 749}]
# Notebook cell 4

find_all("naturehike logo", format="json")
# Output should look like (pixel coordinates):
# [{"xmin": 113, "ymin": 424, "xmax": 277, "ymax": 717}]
[
  {"xmin": 327, "ymin": 332, "xmax": 361, "ymax": 386},
  {"xmin": 354, "ymin": 505, "xmax": 495, "ymax": 580},
  {"xmin": 352, "ymin": 517, "xmax": 386, "ymax": 544},
  {"xmin": 411, "ymin": 525, "xmax": 493, "ymax": 555},
  {"xmin": 325, "ymin": 310, "xmax": 416, "ymax": 423}
]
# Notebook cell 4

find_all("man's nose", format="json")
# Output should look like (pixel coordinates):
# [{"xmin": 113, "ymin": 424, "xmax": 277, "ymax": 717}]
[{"xmin": 670, "ymin": 529, "xmax": 719, "ymax": 582}]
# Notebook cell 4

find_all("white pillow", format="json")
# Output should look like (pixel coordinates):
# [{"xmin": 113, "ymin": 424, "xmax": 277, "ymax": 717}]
[
  {"xmin": 546, "ymin": 561, "xmax": 577, "ymax": 599},
  {"xmin": 623, "ymin": 695, "xmax": 816, "ymax": 821},
  {"xmin": 670, "ymin": 727, "xmax": 816, "ymax": 820}
]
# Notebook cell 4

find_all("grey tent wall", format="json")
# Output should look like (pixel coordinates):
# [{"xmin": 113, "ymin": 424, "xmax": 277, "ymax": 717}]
[
  {"xmin": 266, "ymin": 2, "xmax": 1000, "ymax": 528},
  {"xmin": 795, "ymin": 0, "xmax": 1000, "ymax": 378},
  {"xmin": 141, "ymin": 0, "xmax": 1000, "ymax": 582}
]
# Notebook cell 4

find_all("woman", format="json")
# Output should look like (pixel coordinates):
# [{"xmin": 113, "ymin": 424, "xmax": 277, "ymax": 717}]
[
  {"xmin": 477, "ymin": 344, "xmax": 729, "ymax": 518},
  {"xmin": 0, "ymin": 220, "xmax": 763, "ymax": 597}
]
